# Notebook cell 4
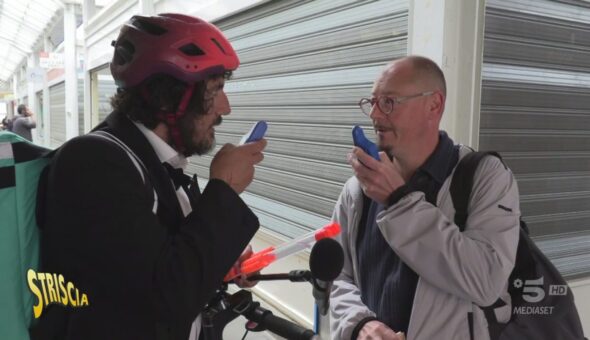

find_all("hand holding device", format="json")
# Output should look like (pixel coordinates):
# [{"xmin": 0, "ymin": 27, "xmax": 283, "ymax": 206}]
[
  {"xmin": 352, "ymin": 125, "xmax": 380, "ymax": 161},
  {"xmin": 239, "ymin": 121, "xmax": 268, "ymax": 145},
  {"xmin": 210, "ymin": 140, "xmax": 266, "ymax": 194},
  {"xmin": 210, "ymin": 121, "xmax": 268, "ymax": 193}
]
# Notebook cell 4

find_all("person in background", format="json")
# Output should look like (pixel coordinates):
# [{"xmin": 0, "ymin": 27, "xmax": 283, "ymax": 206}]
[
  {"xmin": 1, "ymin": 115, "xmax": 13, "ymax": 131},
  {"xmin": 330, "ymin": 55, "xmax": 520, "ymax": 340},
  {"xmin": 32, "ymin": 13, "xmax": 264, "ymax": 340},
  {"xmin": 12, "ymin": 104, "xmax": 36, "ymax": 140}
]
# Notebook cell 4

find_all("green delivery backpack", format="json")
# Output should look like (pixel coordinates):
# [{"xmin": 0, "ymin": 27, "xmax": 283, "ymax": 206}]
[{"xmin": 0, "ymin": 131, "xmax": 51, "ymax": 340}]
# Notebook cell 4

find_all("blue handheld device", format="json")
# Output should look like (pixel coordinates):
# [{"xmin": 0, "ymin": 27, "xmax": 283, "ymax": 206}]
[
  {"xmin": 352, "ymin": 125, "xmax": 380, "ymax": 160},
  {"xmin": 239, "ymin": 121, "xmax": 268, "ymax": 145}
]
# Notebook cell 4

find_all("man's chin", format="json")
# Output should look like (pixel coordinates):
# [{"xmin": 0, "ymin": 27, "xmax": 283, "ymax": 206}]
[
  {"xmin": 182, "ymin": 138, "xmax": 215, "ymax": 157},
  {"xmin": 377, "ymin": 143, "xmax": 395, "ymax": 158}
]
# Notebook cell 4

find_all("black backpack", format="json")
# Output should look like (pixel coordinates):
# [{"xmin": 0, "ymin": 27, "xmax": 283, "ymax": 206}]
[{"xmin": 450, "ymin": 151, "xmax": 587, "ymax": 340}]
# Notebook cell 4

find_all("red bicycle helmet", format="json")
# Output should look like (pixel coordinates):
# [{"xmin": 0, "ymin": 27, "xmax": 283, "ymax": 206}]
[
  {"xmin": 110, "ymin": 13, "xmax": 239, "ymax": 152},
  {"xmin": 111, "ymin": 13, "xmax": 239, "ymax": 88}
]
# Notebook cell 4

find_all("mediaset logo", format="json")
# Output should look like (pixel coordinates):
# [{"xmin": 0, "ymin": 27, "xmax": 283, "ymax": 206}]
[
  {"xmin": 27, "ymin": 269, "xmax": 89, "ymax": 318},
  {"xmin": 512, "ymin": 276, "xmax": 568, "ymax": 316}
]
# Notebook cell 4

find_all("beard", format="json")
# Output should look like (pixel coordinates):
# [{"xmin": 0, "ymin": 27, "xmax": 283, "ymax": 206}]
[{"xmin": 178, "ymin": 115, "xmax": 223, "ymax": 157}]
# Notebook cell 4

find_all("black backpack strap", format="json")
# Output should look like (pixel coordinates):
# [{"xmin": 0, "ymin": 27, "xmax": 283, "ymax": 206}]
[
  {"xmin": 450, "ymin": 151, "xmax": 502, "ymax": 232},
  {"xmin": 450, "ymin": 151, "xmax": 514, "ymax": 340},
  {"xmin": 91, "ymin": 131, "xmax": 158, "ymax": 214}
]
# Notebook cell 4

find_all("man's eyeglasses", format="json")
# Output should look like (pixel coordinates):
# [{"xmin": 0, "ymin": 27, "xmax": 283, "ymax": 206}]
[{"xmin": 358, "ymin": 91, "xmax": 434, "ymax": 116}]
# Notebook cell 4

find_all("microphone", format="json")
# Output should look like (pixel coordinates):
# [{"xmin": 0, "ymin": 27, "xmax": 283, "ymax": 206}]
[{"xmin": 309, "ymin": 238, "xmax": 344, "ymax": 316}]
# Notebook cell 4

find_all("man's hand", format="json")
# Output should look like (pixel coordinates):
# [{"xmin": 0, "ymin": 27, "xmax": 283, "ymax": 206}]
[
  {"xmin": 210, "ymin": 139, "xmax": 266, "ymax": 194},
  {"xmin": 25, "ymin": 108, "xmax": 36, "ymax": 124},
  {"xmin": 348, "ymin": 148, "xmax": 405, "ymax": 205},
  {"xmin": 232, "ymin": 245, "xmax": 258, "ymax": 288},
  {"xmin": 358, "ymin": 320, "xmax": 404, "ymax": 340}
]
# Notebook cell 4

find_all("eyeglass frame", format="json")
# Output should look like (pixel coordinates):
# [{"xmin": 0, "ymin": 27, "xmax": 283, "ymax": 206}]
[{"xmin": 358, "ymin": 91, "xmax": 435, "ymax": 116}]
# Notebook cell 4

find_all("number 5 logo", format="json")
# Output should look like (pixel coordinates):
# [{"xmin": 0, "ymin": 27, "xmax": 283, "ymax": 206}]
[{"xmin": 522, "ymin": 277, "xmax": 545, "ymax": 303}]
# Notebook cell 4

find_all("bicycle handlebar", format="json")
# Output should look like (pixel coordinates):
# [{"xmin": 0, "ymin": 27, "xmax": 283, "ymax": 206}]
[
  {"xmin": 243, "ymin": 302, "xmax": 317, "ymax": 340},
  {"xmin": 202, "ymin": 289, "xmax": 317, "ymax": 340}
]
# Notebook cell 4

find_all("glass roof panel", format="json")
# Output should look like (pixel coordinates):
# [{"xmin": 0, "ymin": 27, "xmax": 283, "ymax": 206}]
[{"xmin": 0, "ymin": 0, "xmax": 64, "ymax": 81}]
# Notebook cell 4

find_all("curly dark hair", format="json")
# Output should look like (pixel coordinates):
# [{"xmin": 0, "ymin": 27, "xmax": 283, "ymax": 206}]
[
  {"xmin": 110, "ymin": 72, "xmax": 231, "ymax": 156},
  {"xmin": 110, "ymin": 75, "xmax": 208, "ymax": 129}
]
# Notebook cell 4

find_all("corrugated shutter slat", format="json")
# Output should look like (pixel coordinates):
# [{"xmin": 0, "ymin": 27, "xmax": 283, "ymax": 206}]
[
  {"xmin": 49, "ymin": 82, "xmax": 66, "ymax": 148},
  {"xmin": 482, "ymin": 0, "xmax": 590, "ymax": 278}
]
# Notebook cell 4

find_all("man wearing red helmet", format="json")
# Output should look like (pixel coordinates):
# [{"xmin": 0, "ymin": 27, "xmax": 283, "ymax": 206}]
[{"xmin": 32, "ymin": 14, "xmax": 265, "ymax": 340}]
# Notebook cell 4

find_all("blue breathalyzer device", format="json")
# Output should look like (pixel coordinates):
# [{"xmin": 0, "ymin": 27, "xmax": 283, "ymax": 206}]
[
  {"xmin": 239, "ymin": 121, "xmax": 268, "ymax": 145},
  {"xmin": 352, "ymin": 125, "xmax": 380, "ymax": 160}
]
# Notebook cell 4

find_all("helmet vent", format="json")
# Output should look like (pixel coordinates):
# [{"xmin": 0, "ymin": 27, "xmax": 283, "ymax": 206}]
[
  {"xmin": 211, "ymin": 38, "xmax": 227, "ymax": 55},
  {"xmin": 179, "ymin": 43, "xmax": 205, "ymax": 56},
  {"xmin": 131, "ymin": 17, "xmax": 167, "ymax": 35}
]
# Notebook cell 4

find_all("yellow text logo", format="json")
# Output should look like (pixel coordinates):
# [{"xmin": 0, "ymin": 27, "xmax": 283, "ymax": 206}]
[{"xmin": 27, "ymin": 269, "xmax": 89, "ymax": 318}]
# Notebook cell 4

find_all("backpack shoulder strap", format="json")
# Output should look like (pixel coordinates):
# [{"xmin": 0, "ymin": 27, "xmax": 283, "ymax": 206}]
[
  {"xmin": 91, "ymin": 131, "xmax": 148, "ymax": 183},
  {"xmin": 450, "ymin": 151, "xmax": 502, "ymax": 232},
  {"xmin": 90, "ymin": 131, "xmax": 158, "ymax": 214}
]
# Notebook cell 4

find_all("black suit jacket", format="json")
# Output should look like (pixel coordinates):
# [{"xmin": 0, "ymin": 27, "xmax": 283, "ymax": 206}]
[{"xmin": 32, "ymin": 112, "xmax": 259, "ymax": 340}]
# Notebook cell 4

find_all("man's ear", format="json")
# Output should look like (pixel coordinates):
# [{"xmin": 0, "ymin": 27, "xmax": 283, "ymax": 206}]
[{"xmin": 428, "ymin": 91, "xmax": 445, "ymax": 121}]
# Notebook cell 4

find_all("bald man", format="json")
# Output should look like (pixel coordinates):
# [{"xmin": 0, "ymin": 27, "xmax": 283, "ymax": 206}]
[{"xmin": 330, "ymin": 56, "xmax": 520, "ymax": 340}]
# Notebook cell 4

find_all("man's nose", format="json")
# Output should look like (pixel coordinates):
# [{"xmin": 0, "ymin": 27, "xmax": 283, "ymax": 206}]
[
  {"xmin": 369, "ymin": 104, "xmax": 385, "ymax": 120},
  {"xmin": 215, "ymin": 91, "xmax": 231, "ymax": 116}
]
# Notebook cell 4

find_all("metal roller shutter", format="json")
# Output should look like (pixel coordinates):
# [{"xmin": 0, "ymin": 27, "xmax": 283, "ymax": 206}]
[
  {"xmin": 78, "ymin": 80, "xmax": 84, "ymax": 136},
  {"xmin": 49, "ymin": 82, "xmax": 66, "ymax": 148},
  {"xmin": 188, "ymin": 0, "xmax": 409, "ymax": 238},
  {"xmin": 481, "ymin": 0, "xmax": 590, "ymax": 279},
  {"xmin": 36, "ymin": 91, "xmax": 44, "ymax": 138}
]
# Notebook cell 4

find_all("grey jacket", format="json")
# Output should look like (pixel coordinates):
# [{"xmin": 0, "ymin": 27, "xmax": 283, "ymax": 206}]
[
  {"xmin": 330, "ymin": 147, "xmax": 521, "ymax": 340},
  {"xmin": 12, "ymin": 114, "xmax": 36, "ymax": 141}
]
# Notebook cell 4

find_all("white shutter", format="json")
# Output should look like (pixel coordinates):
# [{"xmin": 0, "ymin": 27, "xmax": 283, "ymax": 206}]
[
  {"xmin": 482, "ymin": 0, "xmax": 590, "ymax": 278},
  {"xmin": 49, "ymin": 82, "xmax": 66, "ymax": 148}
]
